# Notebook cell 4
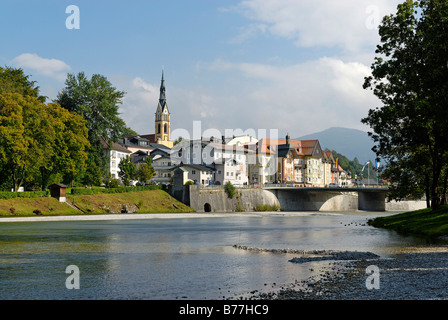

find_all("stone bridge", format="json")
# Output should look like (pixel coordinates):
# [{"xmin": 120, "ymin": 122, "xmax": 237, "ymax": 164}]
[{"xmin": 264, "ymin": 186, "xmax": 388, "ymax": 212}]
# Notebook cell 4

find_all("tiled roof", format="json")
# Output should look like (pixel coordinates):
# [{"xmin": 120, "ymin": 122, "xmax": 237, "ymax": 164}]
[
  {"xmin": 100, "ymin": 137, "xmax": 132, "ymax": 153},
  {"xmin": 257, "ymin": 138, "xmax": 319, "ymax": 156}
]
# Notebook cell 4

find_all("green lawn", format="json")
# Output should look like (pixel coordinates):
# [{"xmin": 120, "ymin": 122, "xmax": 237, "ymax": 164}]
[
  {"xmin": 368, "ymin": 205, "xmax": 448, "ymax": 237},
  {"xmin": 0, "ymin": 189, "xmax": 194, "ymax": 217},
  {"xmin": 66, "ymin": 189, "xmax": 194, "ymax": 214},
  {"xmin": 0, "ymin": 197, "xmax": 79, "ymax": 217}
]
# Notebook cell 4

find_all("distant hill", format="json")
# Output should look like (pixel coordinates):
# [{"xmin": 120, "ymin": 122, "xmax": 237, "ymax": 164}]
[{"xmin": 296, "ymin": 127, "xmax": 376, "ymax": 164}]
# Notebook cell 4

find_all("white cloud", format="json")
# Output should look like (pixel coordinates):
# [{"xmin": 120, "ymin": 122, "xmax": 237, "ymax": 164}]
[
  {"xmin": 203, "ymin": 57, "xmax": 378, "ymax": 136},
  {"xmin": 110, "ymin": 75, "xmax": 160, "ymax": 135},
  {"xmin": 230, "ymin": 0, "xmax": 401, "ymax": 54},
  {"xmin": 11, "ymin": 53, "xmax": 71, "ymax": 82}
]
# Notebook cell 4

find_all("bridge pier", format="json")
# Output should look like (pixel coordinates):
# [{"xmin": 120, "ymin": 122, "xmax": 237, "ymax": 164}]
[
  {"xmin": 358, "ymin": 191, "xmax": 386, "ymax": 211},
  {"xmin": 269, "ymin": 189, "xmax": 358, "ymax": 212}
]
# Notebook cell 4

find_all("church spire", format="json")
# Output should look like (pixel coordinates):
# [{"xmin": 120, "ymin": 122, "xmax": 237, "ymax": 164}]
[{"xmin": 159, "ymin": 68, "xmax": 166, "ymax": 108}]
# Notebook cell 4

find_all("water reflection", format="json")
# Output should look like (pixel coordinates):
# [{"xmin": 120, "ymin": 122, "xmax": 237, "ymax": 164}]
[{"xmin": 0, "ymin": 212, "xmax": 445, "ymax": 299}]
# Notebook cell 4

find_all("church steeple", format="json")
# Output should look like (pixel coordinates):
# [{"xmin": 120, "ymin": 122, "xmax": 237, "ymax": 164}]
[
  {"xmin": 154, "ymin": 68, "xmax": 172, "ymax": 148},
  {"xmin": 159, "ymin": 68, "xmax": 167, "ymax": 108}
]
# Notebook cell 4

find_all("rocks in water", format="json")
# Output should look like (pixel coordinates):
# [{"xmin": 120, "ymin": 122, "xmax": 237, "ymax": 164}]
[
  {"xmin": 288, "ymin": 251, "xmax": 379, "ymax": 264},
  {"xmin": 232, "ymin": 244, "xmax": 379, "ymax": 263}
]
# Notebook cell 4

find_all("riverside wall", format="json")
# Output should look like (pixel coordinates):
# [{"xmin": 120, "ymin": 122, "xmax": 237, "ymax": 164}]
[{"xmin": 187, "ymin": 186, "xmax": 280, "ymax": 213}]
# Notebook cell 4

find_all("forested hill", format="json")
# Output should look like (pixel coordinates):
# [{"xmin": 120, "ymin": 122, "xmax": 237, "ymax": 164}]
[{"xmin": 327, "ymin": 149, "xmax": 377, "ymax": 181}]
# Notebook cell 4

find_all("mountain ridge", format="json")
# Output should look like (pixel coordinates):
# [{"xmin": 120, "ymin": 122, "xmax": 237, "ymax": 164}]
[{"xmin": 295, "ymin": 127, "xmax": 376, "ymax": 164}]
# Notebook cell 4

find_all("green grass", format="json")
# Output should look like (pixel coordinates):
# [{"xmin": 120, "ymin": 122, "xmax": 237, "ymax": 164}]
[
  {"xmin": 66, "ymin": 189, "xmax": 194, "ymax": 214},
  {"xmin": 0, "ymin": 197, "xmax": 79, "ymax": 217},
  {"xmin": 368, "ymin": 205, "xmax": 448, "ymax": 237},
  {"xmin": 254, "ymin": 204, "xmax": 281, "ymax": 212},
  {"xmin": 0, "ymin": 189, "xmax": 194, "ymax": 217}
]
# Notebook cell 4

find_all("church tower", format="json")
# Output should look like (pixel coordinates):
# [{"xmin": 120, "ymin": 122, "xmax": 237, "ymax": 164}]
[{"xmin": 154, "ymin": 69, "xmax": 173, "ymax": 148}]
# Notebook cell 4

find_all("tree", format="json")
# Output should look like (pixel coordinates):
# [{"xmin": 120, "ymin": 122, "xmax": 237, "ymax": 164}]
[
  {"xmin": 135, "ymin": 157, "xmax": 156, "ymax": 184},
  {"xmin": 0, "ymin": 66, "xmax": 45, "ymax": 102},
  {"xmin": 0, "ymin": 93, "xmax": 90, "ymax": 191},
  {"xmin": 81, "ymin": 154, "xmax": 102, "ymax": 187},
  {"xmin": 118, "ymin": 156, "xmax": 136, "ymax": 186},
  {"xmin": 37, "ymin": 103, "xmax": 90, "ymax": 190},
  {"xmin": 0, "ymin": 93, "xmax": 29, "ymax": 191},
  {"xmin": 56, "ymin": 72, "xmax": 134, "ymax": 174},
  {"xmin": 0, "ymin": 67, "xmax": 90, "ymax": 191},
  {"xmin": 0, "ymin": 67, "xmax": 45, "ymax": 191},
  {"xmin": 362, "ymin": 0, "xmax": 448, "ymax": 208}
]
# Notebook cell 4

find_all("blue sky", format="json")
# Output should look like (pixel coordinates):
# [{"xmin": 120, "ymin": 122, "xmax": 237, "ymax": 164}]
[{"xmin": 0, "ymin": 0, "xmax": 402, "ymax": 139}]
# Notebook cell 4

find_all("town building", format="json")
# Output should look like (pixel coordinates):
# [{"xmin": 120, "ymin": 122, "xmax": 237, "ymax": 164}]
[
  {"xmin": 248, "ymin": 135, "xmax": 347, "ymax": 187},
  {"xmin": 100, "ymin": 137, "xmax": 132, "ymax": 179},
  {"xmin": 172, "ymin": 164, "xmax": 216, "ymax": 186},
  {"xmin": 171, "ymin": 137, "xmax": 250, "ymax": 186}
]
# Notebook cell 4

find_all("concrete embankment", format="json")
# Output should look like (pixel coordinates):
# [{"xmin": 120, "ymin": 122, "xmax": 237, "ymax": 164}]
[
  {"xmin": 385, "ymin": 200, "xmax": 427, "ymax": 211},
  {"xmin": 188, "ymin": 186, "xmax": 280, "ymax": 213}
]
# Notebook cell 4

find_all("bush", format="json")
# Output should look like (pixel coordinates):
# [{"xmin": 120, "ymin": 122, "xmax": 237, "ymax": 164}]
[
  {"xmin": 184, "ymin": 180, "xmax": 194, "ymax": 186},
  {"xmin": 224, "ymin": 181, "xmax": 236, "ymax": 199},
  {"xmin": 70, "ymin": 184, "xmax": 162, "ymax": 195},
  {"xmin": 0, "ymin": 190, "xmax": 49, "ymax": 200},
  {"xmin": 33, "ymin": 209, "xmax": 42, "ymax": 215},
  {"xmin": 9, "ymin": 207, "xmax": 16, "ymax": 214},
  {"xmin": 255, "ymin": 204, "xmax": 281, "ymax": 212},
  {"xmin": 109, "ymin": 178, "xmax": 120, "ymax": 188}
]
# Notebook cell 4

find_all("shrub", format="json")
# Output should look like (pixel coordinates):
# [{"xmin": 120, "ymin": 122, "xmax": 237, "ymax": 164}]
[
  {"xmin": 9, "ymin": 207, "xmax": 16, "ymax": 214},
  {"xmin": 184, "ymin": 180, "xmax": 194, "ymax": 186},
  {"xmin": 33, "ymin": 209, "xmax": 42, "ymax": 215},
  {"xmin": 224, "ymin": 181, "xmax": 236, "ymax": 199},
  {"xmin": 255, "ymin": 204, "xmax": 281, "ymax": 212},
  {"xmin": 0, "ymin": 190, "xmax": 49, "ymax": 200},
  {"xmin": 109, "ymin": 179, "xmax": 120, "ymax": 188}
]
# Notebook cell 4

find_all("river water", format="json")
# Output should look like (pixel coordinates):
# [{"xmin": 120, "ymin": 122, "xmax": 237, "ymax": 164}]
[{"xmin": 0, "ymin": 211, "xmax": 443, "ymax": 300}]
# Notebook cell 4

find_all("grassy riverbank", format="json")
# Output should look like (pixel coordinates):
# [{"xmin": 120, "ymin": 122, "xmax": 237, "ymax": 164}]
[
  {"xmin": 0, "ymin": 189, "xmax": 194, "ymax": 217},
  {"xmin": 368, "ymin": 205, "xmax": 448, "ymax": 237}
]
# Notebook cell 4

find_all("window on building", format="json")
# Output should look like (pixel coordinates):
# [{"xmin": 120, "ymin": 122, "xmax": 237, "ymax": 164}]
[{"xmin": 192, "ymin": 170, "xmax": 196, "ymax": 174}]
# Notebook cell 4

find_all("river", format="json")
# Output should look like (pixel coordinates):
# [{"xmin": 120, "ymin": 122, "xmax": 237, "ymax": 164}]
[{"xmin": 0, "ymin": 211, "xmax": 443, "ymax": 300}]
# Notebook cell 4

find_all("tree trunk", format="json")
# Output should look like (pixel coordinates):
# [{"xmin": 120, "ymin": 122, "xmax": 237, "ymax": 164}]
[
  {"xmin": 425, "ymin": 174, "xmax": 431, "ymax": 208},
  {"xmin": 441, "ymin": 170, "xmax": 448, "ymax": 205},
  {"xmin": 431, "ymin": 165, "xmax": 442, "ymax": 210}
]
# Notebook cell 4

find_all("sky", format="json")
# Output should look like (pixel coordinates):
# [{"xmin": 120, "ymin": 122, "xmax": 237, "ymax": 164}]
[{"xmin": 0, "ymin": 0, "xmax": 403, "ymax": 140}]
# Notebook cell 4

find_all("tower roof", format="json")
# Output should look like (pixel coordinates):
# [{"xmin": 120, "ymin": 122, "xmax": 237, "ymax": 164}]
[{"xmin": 158, "ymin": 69, "xmax": 168, "ymax": 112}]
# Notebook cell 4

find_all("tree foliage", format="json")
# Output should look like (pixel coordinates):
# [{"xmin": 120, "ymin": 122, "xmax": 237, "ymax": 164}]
[
  {"xmin": 0, "ymin": 67, "xmax": 90, "ymax": 191},
  {"xmin": 135, "ymin": 157, "xmax": 156, "ymax": 184},
  {"xmin": 0, "ymin": 92, "xmax": 89, "ymax": 191},
  {"xmin": 362, "ymin": 0, "xmax": 448, "ymax": 208},
  {"xmin": 0, "ymin": 66, "xmax": 45, "ymax": 102},
  {"xmin": 56, "ymin": 72, "xmax": 134, "ymax": 174},
  {"xmin": 118, "ymin": 156, "xmax": 136, "ymax": 186}
]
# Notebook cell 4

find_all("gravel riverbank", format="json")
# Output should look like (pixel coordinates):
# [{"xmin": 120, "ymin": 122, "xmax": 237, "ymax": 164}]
[{"xmin": 234, "ymin": 245, "xmax": 448, "ymax": 300}]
